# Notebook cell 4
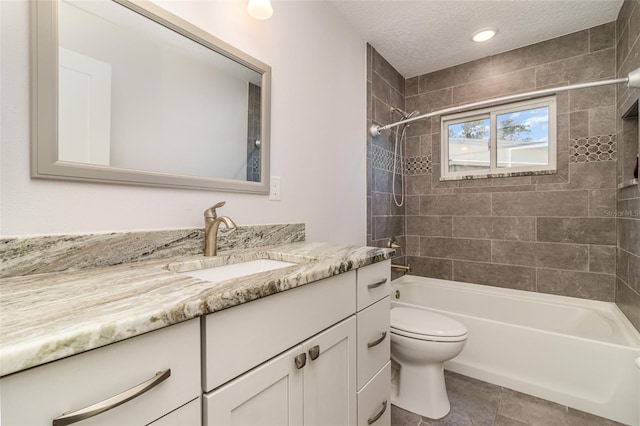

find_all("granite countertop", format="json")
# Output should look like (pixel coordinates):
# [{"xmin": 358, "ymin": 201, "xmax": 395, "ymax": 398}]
[{"xmin": 0, "ymin": 242, "xmax": 393, "ymax": 377}]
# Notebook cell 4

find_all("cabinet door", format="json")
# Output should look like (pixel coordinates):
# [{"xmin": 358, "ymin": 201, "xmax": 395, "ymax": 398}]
[
  {"xmin": 204, "ymin": 345, "xmax": 304, "ymax": 426},
  {"xmin": 303, "ymin": 316, "xmax": 357, "ymax": 426}
]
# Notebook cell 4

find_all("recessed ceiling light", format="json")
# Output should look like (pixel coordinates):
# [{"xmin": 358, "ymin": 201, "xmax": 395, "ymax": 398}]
[{"xmin": 472, "ymin": 28, "xmax": 497, "ymax": 43}]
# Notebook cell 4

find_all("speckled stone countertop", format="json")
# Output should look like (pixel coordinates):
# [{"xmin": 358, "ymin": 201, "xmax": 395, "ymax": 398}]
[{"xmin": 0, "ymin": 242, "xmax": 393, "ymax": 377}]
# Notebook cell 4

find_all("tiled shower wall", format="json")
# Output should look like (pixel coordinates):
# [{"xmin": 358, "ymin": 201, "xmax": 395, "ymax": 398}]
[
  {"xmin": 615, "ymin": 0, "xmax": 640, "ymax": 330},
  {"xmin": 367, "ymin": 22, "xmax": 623, "ymax": 302},
  {"xmin": 366, "ymin": 44, "xmax": 408, "ymax": 272}
]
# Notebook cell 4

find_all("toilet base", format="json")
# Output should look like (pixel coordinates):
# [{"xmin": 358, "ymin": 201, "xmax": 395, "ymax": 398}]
[{"xmin": 391, "ymin": 363, "xmax": 451, "ymax": 419}]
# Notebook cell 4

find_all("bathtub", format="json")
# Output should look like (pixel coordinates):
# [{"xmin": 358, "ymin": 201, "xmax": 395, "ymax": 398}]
[{"xmin": 391, "ymin": 276, "xmax": 640, "ymax": 426}]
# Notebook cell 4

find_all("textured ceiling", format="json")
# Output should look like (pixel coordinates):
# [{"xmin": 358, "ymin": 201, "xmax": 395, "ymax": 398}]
[{"xmin": 328, "ymin": 0, "xmax": 624, "ymax": 78}]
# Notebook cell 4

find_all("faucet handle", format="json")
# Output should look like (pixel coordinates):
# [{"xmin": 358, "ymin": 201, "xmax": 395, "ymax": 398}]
[{"xmin": 204, "ymin": 201, "xmax": 226, "ymax": 218}]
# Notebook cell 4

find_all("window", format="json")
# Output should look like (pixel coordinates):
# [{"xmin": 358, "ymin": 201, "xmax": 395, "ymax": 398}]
[{"xmin": 441, "ymin": 97, "xmax": 556, "ymax": 179}]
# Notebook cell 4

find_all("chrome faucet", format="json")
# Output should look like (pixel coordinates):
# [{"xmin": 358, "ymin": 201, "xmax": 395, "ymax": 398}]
[{"xmin": 204, "ymin": 201, "xmax": 237, "ymax": 257}]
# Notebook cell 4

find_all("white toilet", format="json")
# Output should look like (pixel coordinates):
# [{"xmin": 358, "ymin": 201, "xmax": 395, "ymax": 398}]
[{"xmin": 390, "ymin": 307, "xmax": 468, "ymax": 419}]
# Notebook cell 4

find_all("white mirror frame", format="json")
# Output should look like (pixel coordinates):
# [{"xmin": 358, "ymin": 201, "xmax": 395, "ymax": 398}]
[{"xmin": 31, "ymin": 0, "xmax": 271, "ymax": 193}]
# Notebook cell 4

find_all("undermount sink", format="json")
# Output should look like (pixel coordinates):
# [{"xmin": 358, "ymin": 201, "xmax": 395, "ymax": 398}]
[{"xmin": 176, "ymin": 259, "xmax": 298, "ymax": 283}]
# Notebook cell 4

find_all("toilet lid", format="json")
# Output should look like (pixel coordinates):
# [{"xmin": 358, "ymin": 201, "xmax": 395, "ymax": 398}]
[{"xmin": 390, "ymin": 307, "xmax": 467, "ymax": 338}]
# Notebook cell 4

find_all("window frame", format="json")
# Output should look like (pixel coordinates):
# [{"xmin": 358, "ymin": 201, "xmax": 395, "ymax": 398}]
[{"xmin": 440, "ymin": 96, "xmax": 557, "ymax": 180}]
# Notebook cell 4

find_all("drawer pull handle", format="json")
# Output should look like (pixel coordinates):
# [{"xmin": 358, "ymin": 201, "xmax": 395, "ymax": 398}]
[
  {"xmin": 367, "ymin": 331, "xmax": 387, "ymax": 348},
  {"xmin": 308, "ymin": 345, "xmax": 320, "ymax": 361},
  {"xmin": 367, "ymin": 400, "xmax": 388, "ymax": 424},
  {"xmin": 294, "ymin": 353, "xmax": 307, "ymax": 369},
  {"xmin": 367, "ymin": 278, "xmax": 387, "ymax": 290},
  {"xmin": 52, "ymin": 369, "xmax": 171, "ymax": 426}
]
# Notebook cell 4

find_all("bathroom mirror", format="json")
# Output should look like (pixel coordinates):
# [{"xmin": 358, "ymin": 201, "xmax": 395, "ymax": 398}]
[{"xmin": 31, "ymin": 0, "xmax": 271, "ymax": 193}]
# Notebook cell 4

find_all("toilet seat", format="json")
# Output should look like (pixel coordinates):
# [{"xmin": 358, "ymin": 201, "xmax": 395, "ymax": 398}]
[{"xmin": 391, "ymin": 307, "xmax": 467, "ymax": 342}]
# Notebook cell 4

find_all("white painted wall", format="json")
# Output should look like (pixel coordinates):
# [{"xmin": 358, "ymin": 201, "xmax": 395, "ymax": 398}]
[{"xmin": 0, "ymin": 0, "xmax": 367, "ymax": 245}]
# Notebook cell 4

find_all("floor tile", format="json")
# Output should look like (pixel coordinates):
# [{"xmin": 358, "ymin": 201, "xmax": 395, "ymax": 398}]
[
  {"xmin": 394, "ymin": 371, "xmax": 625, "ymax": 426},
  {"xmin": 391, "ymin": 404, "xmax": 422, "ymax": 426},
  {"xmin": 497, "ymin": 388, "xmax": 570, "ymax": 426}
]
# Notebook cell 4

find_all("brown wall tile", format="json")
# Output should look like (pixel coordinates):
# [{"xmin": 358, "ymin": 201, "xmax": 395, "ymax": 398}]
[
  {"xmin": 536, "ymin": 218, "xmax": 616, "ymax": 245},
  {"xmin": 590, "ymin": 22, "xmax": 616, "ymax": 52},
  {"xmin": 407, "ymin": 256, "xmax": 453, "ymax": 280},
  {"xmin": 372, "ymin": 215, "xmax": 404, "ymax": 241},
  {"xmin": 367, "ymin": 26, "xmax": 622, "ymax": 305},
  {"xmin": 372, "ymin": 49, "xmax": 404, "ymax": 95},
  {"xmin": 406, "ymin": 215, "xmax": 452, "ymax": 237},
  {"xmin": 589, "ymin": 245, "xmax": 617, "ymax": 274},
  {"xmin": 628, "ymin": 251, "xmax": 640, "ymax": 292},
  {"xmin": 569, "ymin": 85, "xmax": 615, "ymax": 112},
  {"xmin": 453, "ymin": 260, "xmax": 536, "ymax": 291},
  {"xmin": 535, "ymin": 48, "xmax": 615, "ymax": 87},
  {"xmin": 452, "ymin": 217, "xmax": 536, "ymax": 241},
  {"xmin": 420, "ymin": 57, "xmax": 492, "ymax": 93},
  {"xmin": 537, "ymin": 269, "xmax": 616, "ymax": 301},
  {"xmin": 589, "ymin": 189, "xmax": 617, "ymax": 217},
  {"xmin": 492, "ymin": 241, "xmax": 589, "ymax": 271},
  {"xmin": 421, "ymin": 193, "xmax": 491, "ymax": 216},
  {"xmin": 490, "ymin": 30, "xmax": 589, "ymax": 76},
  {"xmin": 567, "ymin": 162, "xmax": 617, "ymax": 189},
  {"xmin": 616, "ymin": 278, "xmax": 640, "ymax": 328},
  {"xmin": 618, "ymin": 217, "xmax": 640, "ymax": 257},
  {"xmin": 420, "ymin": 237, "xmax": 491, "ymax": 262},
  {"xmin": 492, "ymin": 191, "xmax": 588, "ymax": 217},
  {"xmin": 453, "ymin": 68, "xmax": 536, "ymax": 105}
]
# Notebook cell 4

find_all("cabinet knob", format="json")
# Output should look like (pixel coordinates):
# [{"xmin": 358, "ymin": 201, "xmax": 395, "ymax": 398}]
[
  {"xmin": 308, "ymin": 345, "xmax": 320, "ymax": 361},
  {"xmin": 294, "ymin": 353, "xmax": 307, "ymax": 369}
]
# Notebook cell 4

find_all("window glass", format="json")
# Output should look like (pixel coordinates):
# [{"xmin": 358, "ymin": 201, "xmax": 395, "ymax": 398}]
[
  {"xmin": 447, "ymin": 118, "xmax": 490, "ymax": 173},
  {"xmin": 441, "ymin": 97, "xmax": 556, "ymax": 179},
  {"xmin": 496, "ymin": 107, "xmax": 550, "ymax": 168}
]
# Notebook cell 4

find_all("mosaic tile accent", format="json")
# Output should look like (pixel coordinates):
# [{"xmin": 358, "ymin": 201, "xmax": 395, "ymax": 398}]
[
  {"xmin": 370, "ymin": 145, "xmax": 430, "ymax": 175},
  {"xmin": 570, "ymin": 135, "xmax": 617, "ymax": 163},
  {"xmin": 405, "ymin": 155, "xmax": 431, "ymax": 175}
]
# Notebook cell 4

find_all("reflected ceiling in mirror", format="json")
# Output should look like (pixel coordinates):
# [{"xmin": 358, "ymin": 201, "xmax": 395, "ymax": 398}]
[{"xmin": 32, "ymin": 0, "xmax": 271, "ymax": 193}]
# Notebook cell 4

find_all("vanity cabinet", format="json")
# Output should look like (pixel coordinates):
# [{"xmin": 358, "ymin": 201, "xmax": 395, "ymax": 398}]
[
  {"xmin": 202, "ymin": 271, "xmax": 357, "ymax": 425},
  {"xmin": 205, "ymin": 317, "xmax": 356, "ymax": 425},
  {"xmin": 356, "ymin": 260, "xmax": 391, "ymax": 426},
  {"xmin": 0, "ymin": 318, "xmax": 201, "ymax": 426},
  {"xmin": 0, "ymin": 256, "xmax": 391, "ymax": 426}
]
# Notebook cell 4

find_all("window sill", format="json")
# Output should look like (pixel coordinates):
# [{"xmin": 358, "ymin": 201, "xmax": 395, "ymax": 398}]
[
  {"xmin": 618, "ymin": 178, "xmax": 638, "ymax": 189},
  {"xmin": 439, "ymin": 169, "xmax": 557, "ymax": 182}
]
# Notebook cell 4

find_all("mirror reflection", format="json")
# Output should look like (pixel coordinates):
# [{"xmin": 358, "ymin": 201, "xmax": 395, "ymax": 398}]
[
  {"xmin": 58, "ymin": 0, "xmax": 262, "ymax": 182},
  {"xmin": 31, "ymin": 0, "xmax": 270, "ymax": 192}
]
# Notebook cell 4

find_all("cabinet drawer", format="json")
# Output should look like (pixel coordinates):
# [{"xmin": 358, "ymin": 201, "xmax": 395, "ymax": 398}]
[
  {"xmin": 0, "ymin": 318, "xmax": 200, "ymax": 426},
  {"xmin": 204, "ymin": 271, "xmax": 356, "ymax": 391},
  {"xmin": 357, "ymin": 260, "xmax": 391, "ymax": 311},
  {"xmin": 357, "ymin": 296, "xmax": 390, "ymax": 390},
  {"xmin": 357, "ymin": 361, "xmax": 391, "ymax": 426},
  {"xmin": 150, "ymin": 397, "xmax": 201, "ymax": 425}
]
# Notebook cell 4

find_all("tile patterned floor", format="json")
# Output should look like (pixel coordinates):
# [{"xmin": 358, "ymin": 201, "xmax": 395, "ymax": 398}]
[{"xmin": 391, "ymin": 371, "xmax": 625, "ymax": 426}]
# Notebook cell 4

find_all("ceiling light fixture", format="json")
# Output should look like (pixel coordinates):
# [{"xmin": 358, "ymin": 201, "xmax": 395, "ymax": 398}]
[
  {"xmin": 472, "ymin": 28, "xmax": 497, "ymax": 43},
  {"xmin": 248, "ymin": 0, "xmax": 273, "ymax": 20}
]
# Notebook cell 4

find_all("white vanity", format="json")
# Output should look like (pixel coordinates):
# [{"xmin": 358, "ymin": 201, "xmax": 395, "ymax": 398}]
[{"xmin": 0, "ymin": 243, "xmax": 392, "ymax": 426}]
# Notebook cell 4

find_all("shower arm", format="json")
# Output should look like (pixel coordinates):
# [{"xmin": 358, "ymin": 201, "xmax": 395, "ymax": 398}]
[{"xmin": 370, "ymin": 67, "xmax": 640, "ymax": 137}]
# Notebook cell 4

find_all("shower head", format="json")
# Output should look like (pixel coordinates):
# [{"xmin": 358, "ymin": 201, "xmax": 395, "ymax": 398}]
[{"xmin": 390, "ymin": 107, "xmax": 419, "ymax": 121}]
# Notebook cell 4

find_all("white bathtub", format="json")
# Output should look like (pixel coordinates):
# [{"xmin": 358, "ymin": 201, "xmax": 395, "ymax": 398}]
[{"xmin": 391, "ymin": 275, "xmax": 640, "ymax": 426}]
